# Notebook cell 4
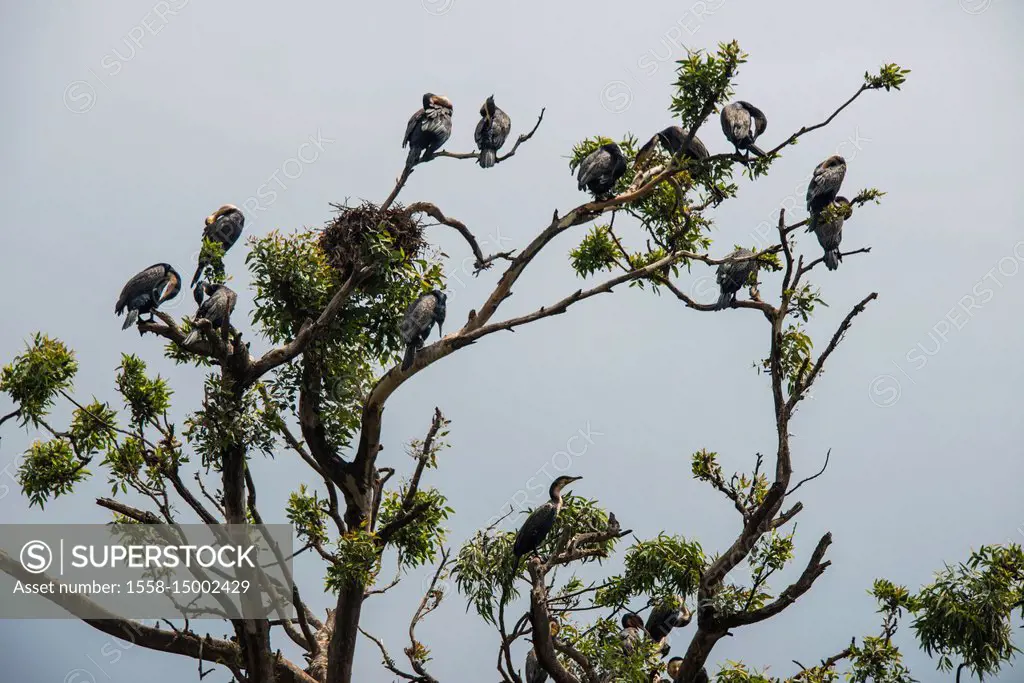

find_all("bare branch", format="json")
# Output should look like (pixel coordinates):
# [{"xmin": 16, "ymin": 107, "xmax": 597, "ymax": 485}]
[
  {"xmin": 786, "ymin": 450, "xmax": 831, "ymax": 497},
  {"xmin": 405, "ymin": 202, "xmax": 515, "ymax": 273}
]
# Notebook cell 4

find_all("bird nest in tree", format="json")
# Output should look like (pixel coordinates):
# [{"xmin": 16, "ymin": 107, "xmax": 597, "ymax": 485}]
[{"xmin": 319, "ymin": 202, "xmax": 425, "ymax": 288}]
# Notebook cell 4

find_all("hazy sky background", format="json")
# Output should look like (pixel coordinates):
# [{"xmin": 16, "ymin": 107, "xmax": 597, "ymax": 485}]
[{"xmin": 1, "ymin": 0, "xmax": 1022, "ymax": 681}]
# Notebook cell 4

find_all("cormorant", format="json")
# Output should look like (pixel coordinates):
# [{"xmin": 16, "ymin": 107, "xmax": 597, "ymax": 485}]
[
  {"xmin": 715, "ymin": 248, "xmax": 757, "ymax": 311},
  {"xmin": 115, "ymin": 263, "xmax": 181, "ymax": 330},
  {"xmin": 618, "ymin": 613, "xmax": 647, "ymax": 655},
  {"xmin": 191, "ymin": 204, "xmax": 245, "ymax": 294},
  {"xmin": 403, "ymin": 93, "xmax": 454, "ymax": 167},
  {"xmin": 577, "ymin": 143, "xmax": 627, "ymax": 198},
  {"xmin": 399, "ymin": 290, "xmax": 447, "ymax": 371},
  {"xmin": 807, "ymin": 196, "xmax": 852, "ymax": 271},
  {"xmin": 635, "ymin": 126, "xmax": 709, "ymax": 171},
  {"xmin": 183, "ymin": 283, "xmax": 237, "ymax": 345},
  {"xmin": 806, "ymin": 155, "xmax": 847, "ymax": 215},
  {"xmin": 525, "ymin": 621, "xmax": 560, "ymax": 683},
  {"xmin": 513, "ymin": 476, "xmax": 582, "ymax": 560},
  {"xmin": 666, "ymin": 657, "xmax": 708, "ymax": 683},
  {"xmin": 646, "ymin": 597, "xmax": 692, "ymax": 655},
  {"xmin": 720, "ymin": 101, "xmax": 767, "ymax": 157},
  {"xmin": 474, "ymin": 95, "xmax": 511, "ymax": 169}
]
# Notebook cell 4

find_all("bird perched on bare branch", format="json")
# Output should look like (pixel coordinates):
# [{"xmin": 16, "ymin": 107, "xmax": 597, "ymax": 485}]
[
  {"xmin": 403, "ymin": 93, "xmax": 454, "ymax": 167},
  {"xmin": 183, "ymin": 283, "xmax": 237, "ymax": 345},
  {"xmin": 513, "ymin": 476, "xmax": 582, "ymax": 560},
  {"xmin": 191, "ymin": 204, "xmax": 244, "ymax": 296},
  {"xmin": 577, "ymin": 143, "xmax": 627, "ymax": 198},
  {"xmin": 399, "ymin": 290, "xmax": 447, "ymax": 371},
  {"xmin": 635, "ymin": 126, "xmax": 710, "ymax": 171},
  {"xmin": 525, "ymin": 621, "xmax": 560, "ymax": 683},
  {"xmin": 618, "ymin": 613, "xmax": 647, "ymax": 655},
  {"xmin": 474, "ymin": 95, "xmax": 511, "ymax": 169},
  {"xmin": 115, "ymin": 263, "xmax": 181, "ymax": 330},
  {"xmin": 807, "ymin": 196, "xmax": 853, "ymax": 271},
  {"xmin": 715, "ymin": 248, "xmax": 757, "ymax": 311},
  {"xmin": 720, "ymin": 101, "xmax": 767, "ymax": 158},
  {"xmin": 806, "ymin": 155, "xmax": 847, "ymax": 216}
]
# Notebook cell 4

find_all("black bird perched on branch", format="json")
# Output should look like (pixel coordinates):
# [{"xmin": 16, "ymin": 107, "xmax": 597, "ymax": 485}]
[
  {"xmin": 183, "ymin": 283, "xmax": 237, "ymax": 345},
  {"xmin": 403, "ymin": 93, "xmax": 454, "ymax": 167},
  {"xmin": 474, "ymin": 95, "xmax": 511, "ymax": 169},
  {"xmin": 807, "ymin": 196, "xmax": 852, "ymax": 271},
  {"xmin": 720, "ymin": 101, "xmax": 767, "ymax": 158},
  {"xmin": 806, "ymin": 155, "xmax": 847, "ymax": 216},
  {"xmin": 399, "ymin": 290, "xmax": 447, "ymax": 371},
  {"xmin": 646, "ymin": 597, "xmax": 692, "ymax": 655},
  {"xmin": 715, "ymin": 248, "xmax": 757, "ymax": 311},
  {"xmin": 513, "ymin": 475, "xmax": 582, "ymax": 560},
  {"xmin": 115, "ymin": 263, "xmax": 181, "ymax": 330},
  {"xmin": 524, "ymin": 621, "xmax": 560, "ymax": 683},
  {"xmin": 191, "ymin": 204, "xmax": 245, "ymax": 296},
  {"xmin": 577, "ymin": 143, "xmax": 627, "ymax": 198},
  {"xmin": 635, "ymin": 126, "xmax": 710, "ymax": 171},
  {"xmin": 618, "ymin": 613, "xmax": 647, "ymax": 655}
]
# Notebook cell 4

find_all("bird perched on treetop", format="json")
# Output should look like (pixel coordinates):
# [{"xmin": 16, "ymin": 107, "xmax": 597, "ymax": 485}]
[
  {"xmin": 403, "ymin": 93, "xmax": 454, "ymax": 167},
  {"xmin": 577, "ymin": 143, "xmax": 627, "ymax": 198},
  {"xmin": 525, "ymin": 620, "xmax": 560, "ymax": 683},
  {"xmin": 618, "ymin": 613, "xmax": 647, "ymax": 655},
  {"xmin": 635, "ymin": 126, "xmax": 710, "ymax": 171},
  {"xmin": 191, "ymin": 204, "xmax": 245, "ymax": 297},
  {"xmin": 399, "ymin": 290, "xmax": 447, "ymax": 371},
  {"xmin": 115, "ymin": 263, "xmax": 181, "ymax": 331},
  {"xmin": 513, "ymin": 475, "xmax": 582, "ymax": 560},
  {"xmin": 806, "ymin": 155, "xmax": 847, "ymax": 216},
  {"xmin": 808, "ymin": 197, "xmax": 853, "ymax": 271},
  {"xmin": 475, "ymin": 95, "xmax": 511, "ymax": 169},
  {"xmin": 715, "ymin": 248, "xmax": 758, "ymax": 311},
  {"xmin": 183, "ymin": 283, "xmax": 238, "ymax": 345},
  {"xmin": 720, "ymin": 101, "xmax": 767, "ymax": 158}
]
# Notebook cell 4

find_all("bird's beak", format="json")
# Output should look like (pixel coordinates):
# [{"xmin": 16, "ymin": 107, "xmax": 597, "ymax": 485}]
[{"xmin": 570, "ymin": 476, "xmax": 583, "ymax": 482}]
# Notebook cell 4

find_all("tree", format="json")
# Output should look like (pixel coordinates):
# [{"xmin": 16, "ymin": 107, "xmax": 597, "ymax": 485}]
[{"xmin": 0, "ymin": 40, "xmax": 1019, "ymax": 683}]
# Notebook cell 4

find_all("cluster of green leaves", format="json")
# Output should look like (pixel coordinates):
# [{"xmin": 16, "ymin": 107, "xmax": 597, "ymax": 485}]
[
  {"xmin": 670, "ymin": 41, "xmax": 744, "ymax": 130},
  {"xmin": 596, "ymin": 534, "xmax": 706, "ymax": 608},
  {"xmin": 864, "ymin": 64, "xmax": 911, "ymax": 92},
  {"xmin": 326, "ymin": 527, "xmax": 381, "ymax": 593},
  {"xmin": 183, "ymin": 376, "xmax": 278, "ymax": 470},
  {"xmin": 847, "ymin": 635, "xmax": 914, "ymax": 683},
  {"xmin": 197, "ymin": 238, "xmax": 228, "ymax": 285},
  {"xmin": 0, "ymin": 334, "xmax": 78, "ymax": 426},
  {"xmin": 760, "ymin": 324, "xmax": 813, "ymax": 396},
  {"xmin": 100, "ymin": 436, "xmax": 147, "ymax": 493},
  {"xmin": 714, "ymin": 662, "xmax": 774, "ymax": 682},
  {"xmin": 786, "ymin": 284, "xmax": 827, "ymax": 323},
  {"xmin": 565, "ymin": 617, "xmax": 664, "ymax": 683},
  {"xmin": 691, "ymin": 449, "xmax": 768, "ymax": 511},
  {"xmin": 18, "ymin": 439, "xmax": 87, "ymax": 509},
  {"xmin": 910, "ymin": 544, "xmax": 1024, "ymax": 679},
  {"xmin": 115, "ymin": 354, "xmax": 172, "ymax": 427},
  {"xmin": 286, "ymin": 485, "xmax": 329, "ymax": 547},
  {"xmin": 570, "ymin": 225, "xmax": 625, "ymax": 278},
  {"xmin": 377, "ymin": 488, "xmax": 452, "ymax": 568},
  {"xmin": 452, "ymin": 528, "xmax": 518, "ymax": 624}
]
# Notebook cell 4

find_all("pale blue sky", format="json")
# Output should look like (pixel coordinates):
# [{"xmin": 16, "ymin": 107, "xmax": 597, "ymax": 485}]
[{"xmin": 1, "ymin": 0, "xmax": 1022, "ymax": 680}]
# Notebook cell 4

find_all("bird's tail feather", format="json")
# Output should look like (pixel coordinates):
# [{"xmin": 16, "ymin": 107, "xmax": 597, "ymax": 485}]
[
  {"xmin": 479, "ymin": 149, "xmax": 496, "ymax": 168},
  {"xmin": 747, "ymin": 143, "xmax": 765, "ymax": 157},
  {"xmin": 406, "ymin": 147, "xmax": 420, "ymax": 168},
  {"xmin": 401, "ymin": 344, "xmax": 417, "ymax": 372},
  {"xmin": 715, "ymin": 292, "xmax": 733, "ymax": 311},
  {"xmin": 122, "ymin": 309, "xmax": 139, "ymax": 330},
  {"xmin": 824, "ymin": 249, "xmax": 841, "ymax": 271},
  {"xmin": 190, "ymin": 262, "xmax": 205, "ymax": 289}
]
